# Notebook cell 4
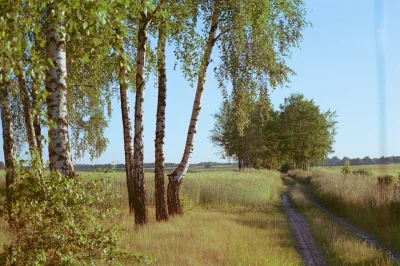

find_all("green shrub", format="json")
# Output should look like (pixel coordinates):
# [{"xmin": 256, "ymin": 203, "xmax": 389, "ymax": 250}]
[
  {"xmin": 342, "ymin": 160, "xmax": 351, "ymax": 175},
  {"xmin": 352, "ymin": 168, "xmax": 373, "ymax": 176},
  {"xmin": 280, "ymin": 162, "xmax": 294, "ymax": 173},
  {"xmin": 377, "ymin": 175, "xmax": 397, "ymax": 187},
  {"xmin": 0, "ymin": 165, "xmax": 122, "ymax": 265}
]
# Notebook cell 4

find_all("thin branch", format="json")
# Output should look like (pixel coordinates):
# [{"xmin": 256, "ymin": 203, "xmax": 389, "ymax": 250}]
[
  {"xmin": 215, "ymin": 28, "xmax": 230, "ymax": 41},
  {"xmin": 148, "ymin": 0, "xmax": 166, "ymax": 22}
]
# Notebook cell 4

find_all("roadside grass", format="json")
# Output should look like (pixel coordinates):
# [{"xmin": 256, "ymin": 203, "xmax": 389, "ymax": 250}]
[
  {"xmin": 0, "ymin": 170, "xmax": 304, "ymax": 265},
  {"xmin": 287, "ymin": 182, "xmax": 394, "ymax": 266},
  {"xmin": 289, "ymin": 167, "xmax": 400, "ymax": 251}
]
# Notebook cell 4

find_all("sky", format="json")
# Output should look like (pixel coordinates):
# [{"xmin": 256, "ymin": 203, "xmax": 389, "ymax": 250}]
[{"xmin": 1, "ymin": 0, "xmax": 399, "ymax": 165}]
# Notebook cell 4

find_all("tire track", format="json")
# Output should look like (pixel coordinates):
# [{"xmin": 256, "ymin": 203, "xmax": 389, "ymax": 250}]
[{"xmin": 282, "ymin": 194, "xmax": 329, "ymax": 266}]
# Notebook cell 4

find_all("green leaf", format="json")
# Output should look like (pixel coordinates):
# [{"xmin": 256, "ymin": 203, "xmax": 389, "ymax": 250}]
[{"xmin": 82, "ymin": 54, "xmax": 89, "ymax": 63}]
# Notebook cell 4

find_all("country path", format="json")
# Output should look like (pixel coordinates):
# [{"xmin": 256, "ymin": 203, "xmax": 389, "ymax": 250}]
[{"xmin": 282, "ymin": 192, "xmax": 329, "ymax": 266}]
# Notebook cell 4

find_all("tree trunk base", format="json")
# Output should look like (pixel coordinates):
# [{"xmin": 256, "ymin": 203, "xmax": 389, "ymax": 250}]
[
  {"xmin": 167, "ymin": 179, "xmax": 183, "ymax": 216},
  {"xmin": 133, "ymin": 180, "xmax": 148, "ymax": 225},
  {"xmin": 155, "ymin": 173, "xmax": 168, "ymax": 221}
]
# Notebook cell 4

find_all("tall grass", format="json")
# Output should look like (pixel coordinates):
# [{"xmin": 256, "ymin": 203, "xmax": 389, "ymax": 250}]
[
  {"xmin": 290, "ymin": 168, "xmax": 400, "ymax": 250},
  {"xmin": 82, "ymin": 169, "xmax": 283, "ymax": 213},
  {"xmin": 287, "ymin": 182, "xmax": 394, "ymax": 266}
]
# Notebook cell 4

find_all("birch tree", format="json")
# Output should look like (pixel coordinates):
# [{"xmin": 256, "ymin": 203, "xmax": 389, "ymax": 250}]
[
  {"xmin": 167, "ymin": 0, "xmax": 220, "ymax": 215},
  {"xmin": 114, "ymin": 20, "xmax": 137, "ymax": 214},
  {"xmin": 168, "ymin": 0, "xmax": 309, "ymax": 215},
  {"xmin": 45, "ymin": 2, "xmax": 75, "ymax": 178},
  {"xmin": 154, "ymin": 23, "xmax": 169, "ymax": 221},
  {"xmin": 0, "ymin": 74, "xmax": 16, "ymax": 217},
  {"xmin": 132, "ymin": 0, "xmax": 165, "ymax": 225},
  {"xmin": 17, "ymin": 67, "xmax": 39, "ymax": 157},
  {"xmin": 152, "ymin": 0, "xmax": 199, "ymax": 221}
]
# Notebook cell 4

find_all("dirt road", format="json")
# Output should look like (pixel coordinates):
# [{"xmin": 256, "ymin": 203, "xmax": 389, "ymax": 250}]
[{"xmin": 282, "ymin": 194, "xmax": 329, "ymax": 266}]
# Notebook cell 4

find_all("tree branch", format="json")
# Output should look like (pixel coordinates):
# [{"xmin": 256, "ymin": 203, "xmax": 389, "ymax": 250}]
[
  {"xmin": 148, "ymin": 0, "xmax": 166, "ymax": 22},
  {"xmin": 215, "ymin": 28, "xmax": 230, "ymax": 41}
]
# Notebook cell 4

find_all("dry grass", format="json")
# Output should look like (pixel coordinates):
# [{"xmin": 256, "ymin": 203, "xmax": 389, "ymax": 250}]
[
  {"xmin": 0, "ymin": 169, "xmax": 304, "ymax": 265},
  {"xmin": 289, "ymin": 183, "xmax": 394, "ymax": 266},
  {"xmin": 116, "ymin": 207, "xmax": 302, "ymax": 265}
]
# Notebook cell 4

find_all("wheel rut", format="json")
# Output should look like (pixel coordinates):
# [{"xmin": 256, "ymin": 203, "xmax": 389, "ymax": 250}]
[{"xmin": 282, "ymin": 194, "xmax": 329, "ymax": 266}]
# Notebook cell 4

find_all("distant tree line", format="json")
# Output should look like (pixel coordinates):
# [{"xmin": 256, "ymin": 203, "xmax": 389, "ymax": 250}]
[
  {"xmin": 323, "ymin": 156, "xmax": 400, "ymax": 166},
  {"xmin": 71, "ymin": 162, "xmax": 234, "ymax": 171}
]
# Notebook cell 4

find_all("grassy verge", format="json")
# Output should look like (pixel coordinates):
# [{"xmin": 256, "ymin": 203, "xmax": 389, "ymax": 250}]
[
  {"xmin": 289, "ymin": 168, "xmax": 400, "ymax": 251},
  {"xmin": 1, "ymin": 170, "xmax": 304, "ymax": 265},
  {"xmin": 286, "ymin": 180, "xmax": 394, "ymax": 266}
]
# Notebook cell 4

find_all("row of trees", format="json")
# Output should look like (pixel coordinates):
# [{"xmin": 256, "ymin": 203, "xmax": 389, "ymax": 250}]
[
  {"xmin": 325, "ymin": 156, "xmax": 400, "ymax": 166},
  {"xmin": 1, "ymin": 0, "xmax": 308, "ymax": 227},
  {"xmin": 211, "ymin": 93, "xmax": 337, "ymax": 170}
]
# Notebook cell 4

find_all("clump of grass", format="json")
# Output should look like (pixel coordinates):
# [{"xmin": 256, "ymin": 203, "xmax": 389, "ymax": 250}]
[{"xmin": 289, "ymin": 184, "xmax": 394, "ymax": 266}]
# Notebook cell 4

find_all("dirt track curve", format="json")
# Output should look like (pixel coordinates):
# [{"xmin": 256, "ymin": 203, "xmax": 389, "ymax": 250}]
[{"xmin": 282, "ymin": 194, "xmax": 329, "ymax": 266}]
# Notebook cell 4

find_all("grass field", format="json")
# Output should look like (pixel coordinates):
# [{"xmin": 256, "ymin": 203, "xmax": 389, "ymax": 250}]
[
  {"xmin": 289, "ymin": 164, "xmax": 400, "ymax": 252},
  {"xmin": 316, "ymin": 164, "xmax": 400, "ymax": 176},
  {"xmin": 0, "ymin": 169, "xmax": 304, "ymax": 265},
  {"xmin": 3, "ymin": 166, "xmax": 399, "ymax": 265}
]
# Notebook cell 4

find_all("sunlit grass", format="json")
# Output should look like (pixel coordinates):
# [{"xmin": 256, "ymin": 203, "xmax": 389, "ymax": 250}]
[{"xmin": 116, "ymin": 207, "xmax": 303, "ymax": 265}]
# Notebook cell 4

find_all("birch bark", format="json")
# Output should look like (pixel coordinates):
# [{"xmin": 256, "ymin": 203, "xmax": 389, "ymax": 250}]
[
  {"xmin": 32, "ymin": 89, "xmax": 43, "ymax": 161},
  {"xmin": 119, "ymin": 52, "xmax": 135, "ymax": 214},
  {"xmin": 17, "ymin": 65, "xmax": 38, "ymax": 156},
  {"xmin": 154, "ymin": 24, "xmax": 168, "ymax": 221},
  {"xmin": 133, "ymin": 10, "xmax": 149, "ymax": 225},
  {"xmin": 46, "ymin": 4, "xmax": 75, "ymax": 178},
  {"xmin": 1, "ymin": 79, "xmax": 16, "ymax": 217}
]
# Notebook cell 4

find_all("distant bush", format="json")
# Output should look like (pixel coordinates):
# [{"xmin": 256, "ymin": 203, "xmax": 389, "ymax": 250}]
[
  {"xmin": 0, "ymin": 164, "xmax": 122, "ymax": 265},
  {"xmin": 204, "ymin": 162, "xmax": 212, "ymax": 169},
  {"xmin": 253, "ymin": 158, "xmax": 264, "ymax": 170},
  {"xmin": 342, "ymin": 160, "xmax": 351, "ymax": 175},
  {"xmin": 352, "ymin": 168, "xmax": 373, "ymax": 176},
  {"xmin": 280, "ymin": 162, "xmax": 294, "ymax": 173},
  {"xmin": 377, "ymin": 175, "xmax": 398, "ymax": 187}
]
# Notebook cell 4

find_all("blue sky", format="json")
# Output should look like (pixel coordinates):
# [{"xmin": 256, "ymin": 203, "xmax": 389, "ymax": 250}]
[{"xmin": 1, "ymin": 0, "xmax": 399, "ymax": 164}]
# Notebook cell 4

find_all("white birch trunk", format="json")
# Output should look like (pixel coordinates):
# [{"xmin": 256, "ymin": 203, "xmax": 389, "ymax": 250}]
[
  {"xmin": 119, "ymin": 52, "xmax": 135, "ymax": 214},
  {"xmin": 45, "ymin": 4, "xmax": 75, "ymax": 178},
  {"xmin": 133, "ymin": 10, "xmax": 149, "ymax": 225},
  {"xmin": 1, "ymin": 79, "xmax": 16, "ymax": 212},
  {"xmin": 168, "ymin": 5, "xmax": 220, "ymax": 182},
  {"xmin": 154, "ymin": 24, "xmax": 168, "ymax": 221},
  {"xmin": 17, "ymin": 65, "xmax": 38, "ymax": 156}
]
